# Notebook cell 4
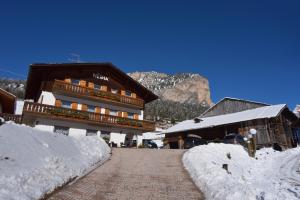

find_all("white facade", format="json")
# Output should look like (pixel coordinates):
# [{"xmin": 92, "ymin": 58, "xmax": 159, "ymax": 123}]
[
  {"xmin": 109, "ymin": 132, "xmax": 127, "ymax": 147},
  {"xmin": 15, "ymin": 100, "xmax": 24, "ymax": 115}
]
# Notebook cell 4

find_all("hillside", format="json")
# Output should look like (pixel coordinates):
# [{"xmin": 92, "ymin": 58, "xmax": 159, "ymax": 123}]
[
  {"xmin": 128, "ymin": 71, "xmax": 211, "ymax": 124},
  {"xmin": 128, "ymin": 71, "xmax": 212, "ymax": 105},
  {"xmin": 0, "ymin": 78, "xmax": 26, "ymax": 99}
]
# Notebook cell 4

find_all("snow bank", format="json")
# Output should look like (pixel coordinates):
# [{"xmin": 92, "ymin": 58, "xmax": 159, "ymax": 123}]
[
  {"xmin": 0, "ymin": 123, "xmax": 110, "ymax": 200},
  {"xmin": 183, "ymin": 143, "xmax": 300, "ymax": 200}
]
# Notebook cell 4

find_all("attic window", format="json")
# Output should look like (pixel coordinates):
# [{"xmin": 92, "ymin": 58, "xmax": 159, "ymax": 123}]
[{"xmin": 194, "ymin": 118, "xmax": 202, "ymax": 123}]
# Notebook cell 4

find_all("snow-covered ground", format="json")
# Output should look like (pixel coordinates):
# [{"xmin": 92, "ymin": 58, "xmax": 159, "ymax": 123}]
[
  {"xmin": 183, "ymin": 143, "xmax": 300, "ymax": 200},
  {"xmin": 0, "ymin": 122, "xmax": 110, "ymax": 200}
]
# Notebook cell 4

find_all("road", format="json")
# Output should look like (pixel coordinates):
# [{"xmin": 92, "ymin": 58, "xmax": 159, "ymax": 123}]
[{"xmin": 47, "ymin": 148, "xmax": 204, "ymax": 200}]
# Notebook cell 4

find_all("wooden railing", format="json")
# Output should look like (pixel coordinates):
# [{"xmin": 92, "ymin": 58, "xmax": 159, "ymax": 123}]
[
  {"xmin": 0, "ymin": 113, "xmax": 22, "ymax": 124},
  {"xmin": 23, "ymin": 102, "xmax": 155, "ymax": 131},
  {"xmin": 50, "ymin": 80, "xmax": 144, "ymax": 108}
]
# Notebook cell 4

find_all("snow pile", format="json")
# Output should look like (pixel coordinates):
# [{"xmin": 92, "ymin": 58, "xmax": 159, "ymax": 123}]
[
  {"xmin": 0, "ymin": 123, "xmax": 110, "ymax": 200},
  {"xmin": 183, "ymin": 143, "xmax": 300, "ymax": 200}
]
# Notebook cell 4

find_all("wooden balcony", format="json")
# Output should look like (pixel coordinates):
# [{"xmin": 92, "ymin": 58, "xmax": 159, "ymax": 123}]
[
  {"xmin": 46, "ymin": 80, "xmax": 145, "ymax": 109},
  {"xmin": 23, "ymin": 102, "xmax": 155, "ymax": 132},
  {"xmin": 0, "ymin": 113, "xmax": 23, "ymax": 124}
]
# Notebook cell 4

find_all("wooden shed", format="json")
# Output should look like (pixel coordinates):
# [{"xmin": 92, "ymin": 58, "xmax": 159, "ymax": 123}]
[{"xmin": 164, "ymin": 98, "xmax": 298, "ymax": 149}]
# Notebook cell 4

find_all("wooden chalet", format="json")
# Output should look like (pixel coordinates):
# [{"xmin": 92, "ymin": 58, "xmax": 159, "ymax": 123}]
[
  {"xmin": 19, "ymin": 63, "xmax": 157, "ymax": 146},
  {"xmin": 164, "ymin": 97, "xmax": 299, "ymax": 149},
  {"xmin": 0, "ymin": 88, "xmax": 22, "ymax": 123},
  {"xmin": 0, "ymin": 88, "xmax": 16, "ymax": 114}
]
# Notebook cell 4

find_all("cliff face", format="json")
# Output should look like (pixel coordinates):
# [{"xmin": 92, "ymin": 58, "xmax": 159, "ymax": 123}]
[{"xmin": 128, "ymin": 71, "xmax": 212, "ymax": 106}]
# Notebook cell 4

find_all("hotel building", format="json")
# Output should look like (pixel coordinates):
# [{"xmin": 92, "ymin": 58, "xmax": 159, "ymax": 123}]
[{"xmin": 21, "ymin": 63, "xmax": 157, "ymax": 146}]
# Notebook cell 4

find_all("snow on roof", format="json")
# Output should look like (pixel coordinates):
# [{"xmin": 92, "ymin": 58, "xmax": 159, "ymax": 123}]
[
  {"xmin": 164, "ymin": 104, "xmax": 287, "ymax": 134},
  {"xmin": 200, "ymin": 97, "xmax": 269, "ymax": 117}
]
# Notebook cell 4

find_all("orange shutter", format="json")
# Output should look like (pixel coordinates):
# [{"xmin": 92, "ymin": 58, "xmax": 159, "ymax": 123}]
[
  {"xmin": 131, "ymin": 93, "xmax": 137, "ymax": 98},
  {"xmin": 71, "ymin": 102, "xmax": 78, "ymax": 110},
  {"xmin": 55, "ymin": 99, "xmax": 62, "ymax": 107},
  {"xmin": 134, "ymin": 114, "xmax": 139, "ymax": 120},
  {"xmin": 101, "ymin": 85, "xmax": 107, "ymax": 91},
  {"xmin": 64, "ymin": 78, "xmax": 71, "ymax": 83},
  {"xmin": 121, "ymin": 90, "xmax": 126, "ymax": 96},
  {"xmin": 79, "ymin": 80, "xmax": 86, "ymax": 87},
  {"xmin": 105, "ymin": 108, "xmax": 110, "ymax": 115},
  {"xmin": 118, "ymin": 111, "xmax": 122, "ymax": 117},
  {"xmin": 95, "ymin": 107, "xmax": 101, "ymax": 114},
  {"xmin": 123, "ymin": 112, "xmax": 128, "ymax": 118},
  {"xmin": 81, "ymin": 104, "xmax": 88, "ymax": 111},
  {"xmin": 88, "ymin": 82, "xmax": 94, "ymax": 89}
]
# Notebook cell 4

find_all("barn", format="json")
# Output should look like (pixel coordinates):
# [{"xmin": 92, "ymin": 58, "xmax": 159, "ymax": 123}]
[{"xmin": 163, "ymin": 97, "xmax": 299, "ymax": 149}]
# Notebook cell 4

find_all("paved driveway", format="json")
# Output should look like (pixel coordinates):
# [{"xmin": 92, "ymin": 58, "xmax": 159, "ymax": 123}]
[{"xmin": 47, "ymin": 148, "xmax": 204, "ymax": 200}]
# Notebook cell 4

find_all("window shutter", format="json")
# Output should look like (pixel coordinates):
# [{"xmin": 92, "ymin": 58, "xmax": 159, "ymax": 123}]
[
  {"xmin": 121, "ymin": 90, "xmax": 126, "ymax": 96},
  {"xmin": 55, "ymin": 100, "xmax": 62, "ymax": 107},
  {"xmin": 131, "ymin": 93, "xmax": 137, "ymax": 98},
  {"xmin": 64, "ymin": 78, "xmax": 71, "ymax": 83},
  {"xmin": 134, "ymin": 114, "xmax": 139, "ymax": 120},
  {"xmin": 88, "ymin": 82, "xmax": 94, "ymax": 89},
  {"xmin": 101, "ymin": 85, "xmax": 108, "ymax": 91},
  {"xmin": 81, "ymin": 104, "xmax": 88, "ymax": 111},
  {"xmin": 123, "ymin": 112, "xmax": 128, "ymax": 118},
  {"xmin": 79, "ymin": 80, "xmax": 86, "ymax": 87},
  {"xmin": 95, "ymin": 107, "xmax": 101, "ymax": 114},
  {"xmin": 105, "ymin": 108, "xmax": 110, "ymax": 115},
  {"xmin": 71, "ymin": 102, "xmax": 78, "ymax": 110},
  {"xmin": 118, "ymin": 111, "xmax": 122, "ymax": 117}
]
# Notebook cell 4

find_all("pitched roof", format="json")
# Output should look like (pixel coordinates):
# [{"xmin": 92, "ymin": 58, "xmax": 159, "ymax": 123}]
[
  {"xmin": 0, "ymin": 88, "xmax": 16, "ymax": 99},
  {"xmin": 25, "ymin": 63, "xmax": 158, "ymax": 103},
  {"xmin": 164, "ymin": 104, "xmax": 287, "ymax": 134},
  {"xmin": 200, "ymin": 97, "xmax": 270, "ymax": 117}
]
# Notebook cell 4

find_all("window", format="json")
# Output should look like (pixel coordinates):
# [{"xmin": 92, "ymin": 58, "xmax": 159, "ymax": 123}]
[
  {"xmin": 94, "ymin": 84, "xmax": 107, "ymax": 91},
  {"xmin": 61, "ymin": 100, "xmax": 72, "ymax": 108},
  {"xmin": 87, "ymin": 105, "xmax": 96, "ymax": 112},
  {"xmin": 54, "ymin": 126, "xmax": 69, "ymax": 136},
  {"xmin": 94, "ymin": 84, "xmax": 101, "ymax": 90},
  {"xmin": 128, "ymin": 113, "xmax": 134, "ymax": 119},
  {"xmin": 110, "ymin": 109, "xmax": 118, "ymax": 116},
  {"xmin": 125, "ymin": 90, "xmax": 131, "ymax": 96},
  {"xmin": 86, "ymin": 129, "xmax": 98, "ymax": 136},
  {"xmin": 71, "ymin": 79, "xmax": 80, "ymax": 85},
  {"xmin": 111, "ymin": 89, "xmax": 118, "ymax": 94}
]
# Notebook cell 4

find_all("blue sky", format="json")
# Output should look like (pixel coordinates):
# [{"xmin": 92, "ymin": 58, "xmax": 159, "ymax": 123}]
[{"xmin": 0, "ymin": 1, "xmax": 299, "ymax": 108}]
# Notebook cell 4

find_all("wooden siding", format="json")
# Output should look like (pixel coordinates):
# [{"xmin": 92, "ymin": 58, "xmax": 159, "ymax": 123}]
[
  {"xmin": 50, "ymin": 80, "xmax": 144, "ymax": 108},
  {"xmin": 202, "ymin": 98, "xmax": 268, "ymax": 117}
]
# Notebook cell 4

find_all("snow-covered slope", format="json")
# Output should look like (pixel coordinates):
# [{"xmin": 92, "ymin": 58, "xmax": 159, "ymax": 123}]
[
  {"xmin": 0, "ymin": 123, "xmax": 110, "ymax": 200},
  {"xmin": 183, "ymin": 143, "xmax": 300, "ymax": 200}
]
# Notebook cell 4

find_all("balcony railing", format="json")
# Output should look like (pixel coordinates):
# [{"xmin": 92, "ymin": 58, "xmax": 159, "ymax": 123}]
[
  {"xmin": 23, "ymin": 102, "xmax": 155, "ymax": 132},
  {"xmin": 0, "ymin": 113, "xmax": 22, "ymax": 124},
  {"xmin": 49, "ymin": 80, "xmax": 144, "ymax": 108}
]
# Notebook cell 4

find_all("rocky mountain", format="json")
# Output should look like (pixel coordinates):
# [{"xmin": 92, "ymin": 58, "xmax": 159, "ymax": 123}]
[
  {"xmin": 128, "ymin": 71, "xmax": 212, "ymax": 124},
  {"xmin": 129, "ymin": 71, "xmax": 212, "ymax": 106}
]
